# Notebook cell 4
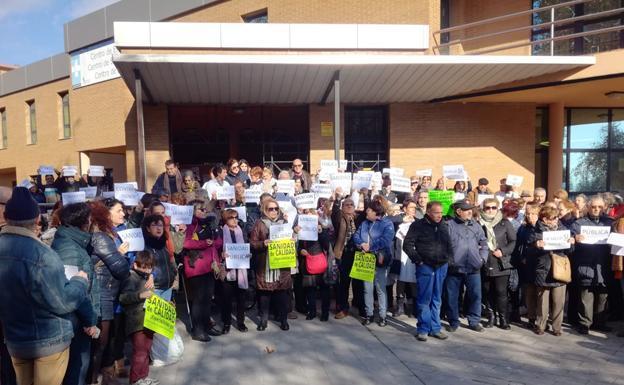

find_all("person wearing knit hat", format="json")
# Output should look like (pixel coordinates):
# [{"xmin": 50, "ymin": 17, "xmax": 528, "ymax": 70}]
[{"xmin": 0, "ymin": 186, "xmax": 88, "ymax": 385}]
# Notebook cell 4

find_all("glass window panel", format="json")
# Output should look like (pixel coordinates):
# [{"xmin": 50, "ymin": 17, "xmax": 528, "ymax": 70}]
[
  {"xmin": 535, "ymin": 108, "xmax": 549, "ymax": 149},
  {"xmin": 1, "ymin": 110, "xmax": 6, "ymax": 148},
  {"xmin": 569, "ymin": 109, "xmax": 608, "ymax": 149},
  {"xmin": 610, "ymin": 151, "xmax": 624, "ymax": 191},
  {"xmin": 569, "ymin": 152, "xmax": 607, "ymax": 192},
  {"xmin": 611, "ymin": 109, "xmax": 624, "ymax": 148},
  {"xmin": 62, "ymin": 93, "xmax": 71, "ymax": 138},
  {"xmin": 562, "ymin": 152, "xmax": 567, "ymax": 190},
  {"xmin": 29, "ymin": 102, "xmax": 37, "ymax": 144}
]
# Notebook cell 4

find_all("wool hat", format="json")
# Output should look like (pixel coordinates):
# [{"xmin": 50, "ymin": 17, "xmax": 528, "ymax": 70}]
[
  {"xmin": 4, "ymin": 187, "xmax": 40, "ymax": 221},
  {"xmin": 478, "ymin": 178, "xmax": 489, "ymax": 186},
  {"xmin": 454, "ymin": 200, "xmax": 476, "ymax": 211}
]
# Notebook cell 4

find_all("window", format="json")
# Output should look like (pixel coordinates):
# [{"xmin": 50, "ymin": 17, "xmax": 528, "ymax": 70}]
[
  {"xmin": 0, "ymin": 108, "xmax": 6, "ymax": 149},
  {"xmin": 242, "ymin": 9, "xmax": 268, "ymax": 23},
  {"xmin": 344, "ymin": 106, "xmax": 389, "ymax": 172},
  {"xmin": 562, "ymin": 108, "xmax": 624, "ymax": 193},
  {"xmin": 532, "ymin": 0, "xmax": 624, "ymax": 55},
  {"xmin": 535, "ymin": 107, "xmax": 549, "ymax": 188},
  {"xmin": 59, "ymin": 92, "xmax": 71, "ymax": 139},
  {"xmin": 26, "ymin": 100, "xmax": 36, "ymax": 145}
]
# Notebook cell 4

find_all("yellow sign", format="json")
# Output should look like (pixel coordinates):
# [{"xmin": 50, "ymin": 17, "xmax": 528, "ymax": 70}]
[
  {"xmin": 144, "ymin": 295, "xmax": 176, "ymax": 339},
  {"xmin": 321, "ymin": 121, "xmax": 334, "ymax": 137},
  {"xmin": 349, "ymin": 251, "xmax": 376, "ymax": 282},
  {"xmin": 268, "ymin": 239, "xmax": 297, "ymax": 269}
]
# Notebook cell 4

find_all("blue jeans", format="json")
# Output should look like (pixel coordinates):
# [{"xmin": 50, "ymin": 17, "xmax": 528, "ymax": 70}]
[
  {"xmin": 415, "ymin": 263, "xmax": 448, "ymax": 334},
  {"xmin": 64, "ymin": 325, "xmax": 91, "ymax": 385},
  {"xmin": 364, "ymin": 266, "xmax": 388, "ymax": 319},
  {"xmin": 444, "ymin": 272, "xmax": 482, "ymax": 328}
]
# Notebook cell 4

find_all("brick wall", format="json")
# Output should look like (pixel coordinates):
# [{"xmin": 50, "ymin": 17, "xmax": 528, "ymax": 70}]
[{"xmin": 389, "ymin": 102, "xmax": 536, "ymax": 192}]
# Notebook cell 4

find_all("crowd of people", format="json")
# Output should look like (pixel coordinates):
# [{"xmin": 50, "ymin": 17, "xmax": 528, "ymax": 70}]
[{"xmin": 1, "ymin": 156, "xmax": 623, "ymax": 385}]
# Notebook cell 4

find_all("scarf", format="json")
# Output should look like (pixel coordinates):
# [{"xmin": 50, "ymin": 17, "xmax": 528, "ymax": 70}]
[
  {"xmin": 222, "ymin": 224, "xmax": 249, "ymax": 289},
  {"xmin": 261, "ymin": 218, "xmax": 283, "ymax": 284},
  {"xmin": 144, "ymin": 233, "xmax": 167, "ymax": 250},
  {"xmin": 343, "ymin": 213, "xmax": 356, "ymax": 247},
  {"xmin": 480, "ymin": 210, "xmax": 503, "ymax": 252},
  {"xmin": 162, "ymin": 170, "xmax": 182, "ymax": 195}
]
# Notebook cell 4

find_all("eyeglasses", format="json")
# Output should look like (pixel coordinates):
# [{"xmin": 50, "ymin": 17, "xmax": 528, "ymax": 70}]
[
  {"xmin": 227, "ymin": 216, "xmax": 239, "ymax": 220},
  {"xmin": 231, "ymin": 164, "xmax": 239, "ymax": 169},
  {"xmin": 196, "ymin": 208, "xmax": 208, "ymax": 212},
  {"xmin": 150, "ymin": 223, "xmax": 164, "ymax": 228},
  {"xmin": 267, "ymin": 207, "xmax": 279, "ymax": 212},
  {"xmin": 590, "ymin": 206, "xmax": 604, "ymax": 209},
  {"xmin": 343, "ymin": 203, "xmax": 354, "ymax": 207},
  {"xmin": 293, "ymin": 164, "xmax": 303, "ymax": 168},
  {"xmin": 484, "ymin": 206, "xmax": 498, "ymax": 211}
]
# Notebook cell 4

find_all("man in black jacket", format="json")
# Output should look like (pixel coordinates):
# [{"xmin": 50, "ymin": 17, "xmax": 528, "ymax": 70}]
[{"xmin": 403, "ymin": 201, "xmax": 452, "ymax": 341}]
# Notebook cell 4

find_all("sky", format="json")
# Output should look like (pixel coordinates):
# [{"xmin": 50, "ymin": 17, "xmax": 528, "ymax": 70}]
[{"xmin": 0, "ymin": 0, "xmax": 119, "ymax": 67}]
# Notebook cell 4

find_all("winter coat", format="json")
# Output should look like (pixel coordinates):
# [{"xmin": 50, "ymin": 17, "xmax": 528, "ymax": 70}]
[
  {"xmin": 143, "ymin": 235, "xmax": 177, "ymax": 290},
  {"xmin": 447, "ymin": 217, "xmax": 488, "ymax": 274},
  {"xmin": 183, "ymin": 217, "xmax": 223, "ymax": 279},
  {"xmin": 526, "ymin": 221, "xmax": 574, "ymax": 288},
  {"xmin": 249, "ymin": 218, "xmax": 292, "ymax": 291},
  {"xmin": 119, "ymin": 269, "xmax": 150, "ymax": 336},
  {"xmin": 570, "ymin": 215, "xmax": 614, "ymax": 287},
  {"xmin": 403, "ymin": 215, "xmax": 452, "ymax": 268},
  {"xmin": 511, "ymin": 223, "xmax": 537, "ymax": 284},
  {"xmin": 90, "ymin": 231, "xmax": 130, "ymax": 304},
  {"xmin": 481, "ymin": 217, "xmax": 517, "ymax": 277},
  {"xmin": 352, "ymin": 217, "xmax": 395, "ymax": 268}
]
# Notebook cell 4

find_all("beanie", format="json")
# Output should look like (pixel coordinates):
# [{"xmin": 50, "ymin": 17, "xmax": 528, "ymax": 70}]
[{"xmin": 4, "ymin": 187, "xmax": 40, "ymax": 221}]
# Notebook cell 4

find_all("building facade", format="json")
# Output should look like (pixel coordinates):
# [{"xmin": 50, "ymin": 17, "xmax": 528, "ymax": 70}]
[{"xmin": 0, "ymin": 0, "xmax": 623, "ymax": 196}]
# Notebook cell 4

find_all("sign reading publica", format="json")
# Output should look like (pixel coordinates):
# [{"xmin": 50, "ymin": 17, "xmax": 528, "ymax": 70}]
[
  {"xmin": 224, "ymin": 243, "xmax": 251, "ymax": 269},
  {"xmin": 580, "ymin": 226, "xmax": 611, "ymax": 245}
]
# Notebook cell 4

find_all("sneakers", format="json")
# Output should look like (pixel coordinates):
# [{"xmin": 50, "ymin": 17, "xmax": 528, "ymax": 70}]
[
  {"xmin": 334, "ymin": 311, "xmax": 348, "ymax": 320},
  {"xmin": 415, "ymin": 333, "xmax": 428, "ymax": 341},
  {"xmin": 132, "ymin": 378, "xmax": 160, "ymax": 385},
  {"xmin": 378, "ymin": 318, "xmax": 387, "ymax": 327},
  {"xmin": 446, "ymin": 325, "xmax": 458, "ymax": 333},
  {"xmin": 578, "ymin": 326, "xmax": 590, "ymax": 335},
  {"xmin": 362, "ymin": 316, "xmax": 374, "ymax": 326},
  {"xmin": 469, "ymin": 324, "xmax": 484, "ymax": 332},
  {"xmin": 430, "ymin": 331, "xmax": 448, "ymax": 340}
]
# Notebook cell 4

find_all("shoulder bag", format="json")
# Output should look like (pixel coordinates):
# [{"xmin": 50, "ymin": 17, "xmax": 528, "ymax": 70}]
[{"xmin": 550, "ymin": 252, "xmax": 571, "ymax": 283}]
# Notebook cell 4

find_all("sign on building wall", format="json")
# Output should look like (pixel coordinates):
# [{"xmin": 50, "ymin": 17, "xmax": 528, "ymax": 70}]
[{"xmin": 71, "ymin": 40, "xmax": 120, "ymax": 88}]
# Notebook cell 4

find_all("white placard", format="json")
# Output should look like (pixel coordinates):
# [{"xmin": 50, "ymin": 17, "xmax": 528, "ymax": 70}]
[
  {"xmin": 543, "ymin": 230, "xmax": 571, "ymax": 250},
  {"xmin": 102, "ymin": 191, "xmax": 115, "ymax": 198},
  {"xmin": 505, "ymin": 174, "xmax": 524, "ymax": 187},
  {"xmin": 89, "ymin": 165, "xmax": 105, "ymax": 177},
  {"xmin": 244, "ymin": 189, "xmax": 262, "ymax": 204},
  {"xmin": 454, "ymin": 192, "xmax": 466, "ymax": 202},
  {"xmin": 38, "ymin": 165, "xmax": 55, "ymax": 176},
  {"xmin": 353, "ymin": 173, "xmax": 374, "ymax": 191},
  {"xmin": 224, "ymin": 243, "xmax": 251, "ymax": 269},
  {"xmin": 295, "ymin": 193, "xmax": 317, "ymax": 209},
  {"xmin": 607, "ymin": 232, "xmax": 624, "ymax": 247},
  {"xmin": 270, "ymin": 223, "xmax": 293, "ymax": 240},
  {"xmin": 297, "ymin": 214, "xmax": 319, "ymax": 241},
  {"xmin": 79, "ymin": 186, "xmax": 98, "ymax": 199},
  {"xmin": 232, "ymin": 206, "xmax": 247, "ymax": 222},
  {"xmin": 19, "ymin": 179, "xmax": 33, "ymax": 189},
  {"xmin": 311, "ymin": 183, "xmax": 332, "ymax": 199},
  {"xmin": 71, "ymin": 41, "xmax": 120, "ymax": 88},
  {"xmin": 62, "ymin": 166, "xmax": 78, "ymax": 177},
  {"xmin": 64, "ymin": 265, "xmax": 79, "ymax": 281},
  {"xmin": 416, "ymin": 169, "xmax": 432, "ymax": 177},
  {"xmin": 390, "ymin": 176, "xmax": 411, "ymax": 193},
  {"xmin": 114, "ymin": 182, "xmax": 139, "ymax": 206},
  {"xmin": 169, "ymin": 205, "xmax": 194, "ymax": 225},
  {"xmin": 278, "ymin": 200, "xmax": 298, "ymax": 224},
  {"xmin": 339, "ymin": 160, "xmax": 348, "ymax": 170},
  {"xmin": 580, "ymin": 226, "xmax": 611, "ymax": 245},
  {"xmin": 382, "ymin": 167, "xmax": 404, "ymax": 177},
  {"xmin": 477, "ymin": 194, "xmax": 495, "ymax": 206},
  {"xmin": 442, "ymin": 164, "xmax": 466, "ymax": 180},
  {"xmin": 217, "ymin": 185, "xmax": 235, "ymax": 200},
  {"xmin": 320, "ymin": 160, "xmax": 338, "ymax": 171},
  {"xmin": 117, "ymin": 228, "xmax": 145, "ymax": 252},
  {"xmin": 276, "ymin": 180, "xmax": 295, "ymax": 196},
  {"xmin": 611, "ymin": 245, "xmax": 624, "ymax": 256},
  {"xmin": 371, "ymin": 172, "xmax": 382, "ymax": 191},
  {"xmin": 62, "ymin": 191, "xmax": 86, "ymax": 205},
  {"xmin": 330, "ymin": 173, "xmax": 352, "ymax": 193}
]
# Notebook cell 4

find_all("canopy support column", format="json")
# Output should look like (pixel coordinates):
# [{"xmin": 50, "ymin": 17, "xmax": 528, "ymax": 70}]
[
  {"xmin": 334, "ymin": 75, "xmax": 340, "ymax": 162},
  {"xmin": 134, "ymin": 69, "xmax": 147, "ymax": 192}
]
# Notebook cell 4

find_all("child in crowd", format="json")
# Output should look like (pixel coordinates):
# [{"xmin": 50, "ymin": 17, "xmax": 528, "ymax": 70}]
[{"xmin": 120, "ymin": 251, "xmax": 160, "ymax": 385}]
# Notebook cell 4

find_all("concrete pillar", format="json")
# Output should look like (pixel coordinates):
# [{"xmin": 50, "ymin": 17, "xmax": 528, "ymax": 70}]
[{"xmin": 547, "ymin": 102, "xmax": 565, "ymax": 196}]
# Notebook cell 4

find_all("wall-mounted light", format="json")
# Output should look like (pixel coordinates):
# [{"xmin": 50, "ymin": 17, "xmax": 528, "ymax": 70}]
[{"xmin": 605, "ymin": 91, "xmax": 624, "ymax": 99}]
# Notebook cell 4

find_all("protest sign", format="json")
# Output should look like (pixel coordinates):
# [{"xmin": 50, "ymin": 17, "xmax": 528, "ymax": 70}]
[
  {"xmin": 278, "ymin": 200, "xmax": 298, "ymax": 224},
  {"xmin": 168, "ymin": 204, "xmax": 194, "ymax": 225},
  {"xmin": 232, "ymin": 206, "xmax": 247, "ymax": 222},
  {"xmin": 114, "ymin": 182, "xmax": 139, "ymax": 206},
  {"xmin": 505, "ymin": 174, "xmax": 524, "ymax": 187},
  {"xmin": 63, "ymin": 265, "xmax": 79, "ymax": 281},
  {"xmin": 38, "ymin": 165, "xmax": 55, "ymax": 176},
  {"xmin": 607, "ymin": 232, "xmax": 624, "ymax": 247},
  {"xmin": 88, "ymin": 165, "xmax": 105, "ymax": 177},
  {"xmin": 416, "ymin": 169, "xmax": 432, "ymax": 177},
  {"xmin": 244, "ymin": 189, "xmax": 262, "ymax": 204},
  {"xmin": 543, "ymin": 230, "xmax": 571, "ymax": 250},
  {"xmin": 224, "ymin": 243, "xmax": 251, "ymax": 269},
  {"xmin": 428, "ymin": 190, "xmax": 455, "ymax": 216},
  {"xmin": 276, "ymin": 180, "xmax": 295, "ymax": 196},
  {"xmin": 311, "ymin": 183, "xmax": 332, "ymax": 199},
  {"xmin": 477, "ymin": 194, "xmax": 495, "ymax": 206},
  {"xmin": 454, "ymin": 192, "xmax": 466, "ymax": 202},
  {"xmin": 270, "ymin": 223, "xmax": 293, "ymax": 241},
  {"xmin": 352, "ymin": 173, "xmax": 374, "ymax": 191},
  {"xmin": 580, "ymin": 226, "xmax": 611, "ymax": 244},
  {"xmin": 19, "ymin": 179, "xmax": 33, "ymax": 189},
  {"xmin": 79, "ymin": 186, "xmax": 97, "ymax": 199},
  {"xmin": 295, "ymin": 193, "xmax": 317, "ymax": 210},
  {"xmin": 102, "ymin": 191, "xmax": 115, "ymax": 198},
  {"xmin": 442, "ymin": 165, "xmax": 466, "ymax": 180},
  {"xmin": 370, "ymin": 172, "xmax": 382, "ymax": 192},
  {"xmin": 117, "ymin": 228, "xmax": 145, "ymax": 252},
  {"xmin": 382, "ymin": 168, "xmax": 404, "ymax": 177},
  {"xmin": 330, "ymin": 173, "xmax": 352, "ymax": 193},
  {"xmin": 349, "ymin": 251, "xmax": 376, "ymax": 282},
  {"xmin": 268, "ymin": 239, "xmax": 297, "ymax": 269},
  {"xmin": 144, "ymin": 295, "xmax": 176, "ymax": 339},
  {"xmin": 62, "ymin": 166, "xmax": 78, "ymax": 177},
  {"xmin": 62, "ymin": 191, "xmax": 86, "ymax": 205},
  {"xmin": 320, "ymin": 160, "xmax": 338, "ymax": 172},
  {"xmin": 297, "ymin": 214, "xmax": 319, "ymax": 241},
  {"xmin": 612, "ymin": 245, "xmax": 624, "ymax": 256},
  {"xmin": 390, "ymin": 176, "xmax": 411, "ymax": 193},
  {"xmin": 217, "ymin": 185, "xmax": 235, "ymax": 200}
]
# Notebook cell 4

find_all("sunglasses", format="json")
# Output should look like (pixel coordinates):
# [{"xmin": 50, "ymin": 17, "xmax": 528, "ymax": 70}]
[
  {"xmin": 484, "ymin": 206, "xmax": 498, "ymax": 210},
  {"xmin": 343, "ymin": 203, "xmax": 354, "ymax": 207},
  {"xmin": 267, "ymin": 207, "xmax": 279, "ymax": 212},
  {"xmin": 227, "ymin": 216, "xmax": 239, "ymax": 220},
  {"xmin": 293, "ymin": 164, "xmax": 303, "ymax": 168}
]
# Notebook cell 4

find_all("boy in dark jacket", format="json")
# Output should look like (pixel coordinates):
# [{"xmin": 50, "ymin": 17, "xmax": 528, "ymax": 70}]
[{"xmin": 119, "ymin": 251, "xmax": 160, "ymax": 385}]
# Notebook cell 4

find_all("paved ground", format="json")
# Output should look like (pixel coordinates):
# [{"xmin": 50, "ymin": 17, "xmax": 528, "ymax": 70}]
[{"xmin": 138, "ymin": 306, "xmax": 624, "ymax": 385}]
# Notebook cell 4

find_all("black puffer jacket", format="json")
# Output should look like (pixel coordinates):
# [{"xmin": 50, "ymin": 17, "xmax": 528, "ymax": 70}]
[
  {"xmin": 90, "ymin": 232, "xmax": 130, "ymax": 303},
  {"xmin": 526, "ymin": 221, "xmax": 574, "ymax": 287},
  {"xmin": 570, "ymin": 215, "xmax": 613, "ymax": 287},
  {"xmin": 481, "ymin": 217, "xmax": 517, "ymax": 277},
  {"xmin": 403, "ymin": 215, "xmax": 452, "ymax": 268}
]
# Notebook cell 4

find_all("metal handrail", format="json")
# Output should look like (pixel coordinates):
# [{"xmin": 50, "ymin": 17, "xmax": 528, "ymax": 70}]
[{"xmin": 432, "ymin": 0, "xmax": 624, "ymax": 55}]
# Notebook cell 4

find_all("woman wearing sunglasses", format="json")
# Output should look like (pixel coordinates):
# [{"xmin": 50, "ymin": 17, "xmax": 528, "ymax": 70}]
[
  {"xmin": 479, "ymin": 198, "xmax": 517, "ymax": 330},
  {"xmin": 249, "ymin": 198, "xmax": 295, "ymax": 331}
]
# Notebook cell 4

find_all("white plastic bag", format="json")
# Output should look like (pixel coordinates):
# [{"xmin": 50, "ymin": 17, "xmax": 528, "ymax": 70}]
[{"xmin": 150, "ymin": 330, "xmax": 184, "ymax": 367}]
